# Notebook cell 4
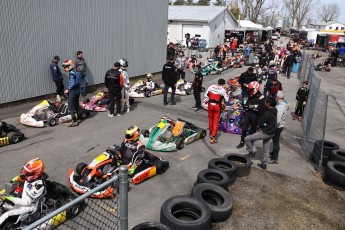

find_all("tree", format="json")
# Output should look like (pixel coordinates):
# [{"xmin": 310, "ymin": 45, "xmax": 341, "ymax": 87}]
[
  {"xmin": 260, "ymin": 0, "xmax": 283, "ymax": 27},
  {"xmin": 319, "ymin": 3, "xmax": 340, "ymax": 22},
  {"xmin": 185, "ymin": 0, "xmax": 194, "ymax": 5},
  {"xmin": 197, "ymin": 0, "xmax": 210, "ymax": 5},
  {"xmin": 240, "ymin": 0, "xmax": 270, "ymax": 23},
  {"xmin": 295, "ymin": 0, "xmax": 315, "ymax": 29},
  {"xmin": 173, "ymin": 0, "xmax": 186, "ymax": 5},
  {"xmin": 228, "ymin": 5, "xmax": 244, "ymax": 20},
  {"xmin": 213, "ymin": 0, "xmax": 226, "ymax": 6}
]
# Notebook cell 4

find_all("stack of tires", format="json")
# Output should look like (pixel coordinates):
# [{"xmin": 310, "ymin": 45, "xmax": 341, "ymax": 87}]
[
  {"xmin": 155, "ymin": 154, "xmax": 251, "ymax": 230},
  {"xmin": 311, "ymin": 140, "xmax": 339, "ymax": 166},
  {"xmin": 325, "ymin": 149, "xmax": 345, "ymax": 187}
]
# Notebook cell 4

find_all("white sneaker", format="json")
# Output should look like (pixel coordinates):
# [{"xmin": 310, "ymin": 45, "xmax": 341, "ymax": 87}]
[
  {"xmin": 108, "ymin": 113, "xmax": 114, "ymax": 118},
  {"xmin": 117, "ymin": 113, "xmax": 122, "ymax": 117},
  {"xmin": 127, "ymin": 107, "xmax": 130, "ymax": 113}
]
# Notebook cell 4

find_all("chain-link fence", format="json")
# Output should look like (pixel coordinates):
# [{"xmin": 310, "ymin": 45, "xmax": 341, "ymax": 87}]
[
  {"xmin": 24, "ymin": 166, "xmax": 128, "ymax": 230},
  {"xmin": 296, "ymin": 53, "xmax": 329, "ymax": 170}
]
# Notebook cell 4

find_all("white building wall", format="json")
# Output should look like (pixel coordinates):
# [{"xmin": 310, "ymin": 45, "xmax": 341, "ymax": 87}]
[
  {"xmin": 168, "ymin": 21, "xmax": 210, "ymax": 46},
  {"xmin": 326, "ymin": 23, "xmax": 345, "ymax": 30},
  {"xmin": 209, "ymin": 13, "xmax": 225, "ymax": 47}
]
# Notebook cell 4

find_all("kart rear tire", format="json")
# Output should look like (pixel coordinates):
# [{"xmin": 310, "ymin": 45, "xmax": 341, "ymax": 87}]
[
  {"xmin": 191, "ymin": 183, "xmax": 233, "ymax": 223},
  {"xmin": 223, "ymin": 154, "xmax": 251, "ymax": 177},
  {"xmin": 199, "ymin": 130, "xmax": 206, "ymax": 139},
  {"xmin": 142, "ymin": 129, "xmax": 150, "ymax": 138},
  {"xmin": 208, "ymin": 158, "xmax": 238, "ymax": 179},
  {"xmin": 129, "ymin": 97, "xmax": 135, "ymax": 105},
  {"xmin": 131, "ymin": 222, "xmax": 171, "ymax": 230},
  {"xmin": 80, "ymin": 111, "xmax": 89, "ymax": 119},
  {"xmin": 160, "ymin": 195, "xmax": 211, "ymax": 230},
  {"xmin": 83, "ymin": 98, "xmax": 90, "ymax": 104},
  {"xmin": 154, "ymin": 159, "xmax": 170, "ymax": 174},
  {"xmin": 144, "ymin": 91, "xmax": 152, "ymax": 97},
  {"xmin": 330, "ymin": 149, "xmax": 345, "ymax": 163},
  {"xmin": 7, "ymin": 132, "xmax": 24, "ymax": 144},
  {"xmin": 186, "ymin": 89, "xmax": 192, "ymax": 95},
  {"xmin": 176, "ymin": 138, "xmax": 185, "ymax": 150},
  {"xmin": 325, "ymin": 161, "xmax": 345, "ymax": 186},
  {"xmin": 47, "ymin": 117, "xmax": 57, "ymax": 127},
  {"xmin": 196, "ymin": 169, "xmax": 232, "ymax": 190},
  {"xmin": 76, "ymin": 162, "xmax": 87, "ymax": 176}
]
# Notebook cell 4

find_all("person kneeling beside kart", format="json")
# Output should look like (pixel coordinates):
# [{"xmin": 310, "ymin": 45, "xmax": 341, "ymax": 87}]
[{"xmin": 0, "ymin": 158, "xmax": 46, "ymax": 227}]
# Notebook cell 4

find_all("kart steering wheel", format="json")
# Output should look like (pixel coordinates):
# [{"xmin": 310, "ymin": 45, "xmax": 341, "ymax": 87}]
[{"xmin": 0, "ymin": 194, "xmax": 15, "ymax": 206}]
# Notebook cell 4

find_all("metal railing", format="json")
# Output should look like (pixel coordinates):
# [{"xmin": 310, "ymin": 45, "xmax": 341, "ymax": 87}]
[{"xmin": 24, "ymin": 166, "xmax": 128, "ymax": 230}]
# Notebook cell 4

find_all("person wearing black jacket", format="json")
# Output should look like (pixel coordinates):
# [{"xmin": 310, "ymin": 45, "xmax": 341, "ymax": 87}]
[
  {"xmin": 192, "ymin": 65, "xmax": 203, "ymax": 112},
  {"xmin": 50, "ymin": 55, "xmax": 64, "ymax": 101},
  {"xmin": 244, "ymin": 97, "xmax": 277, "ymax": 170},
  {"xmin": 105, "ymin": 62, "xmax": 124, "ymax": 117},
  {"xmin": 285, "ymin": 52, "xmax": 297, "ymax": 79},
  {"xmin": 162, "ymin": 57, "xmax": 178, "ymax": 106},
  {"xmin": 236, "ymin": 81, "xmax": 266, "ymax": 148},
  {"xmin": 238, "ymin": 67, "xmax": 257, "ymax": 103},
  {"xmin": 293, "ymin": 81, "xmax": 309, "ymax": 121}
]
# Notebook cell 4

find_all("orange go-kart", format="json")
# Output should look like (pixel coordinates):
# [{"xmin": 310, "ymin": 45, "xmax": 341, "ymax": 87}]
[{"xmin": 68, "ymin": 147, "xmax": 169, "ymax": 198}]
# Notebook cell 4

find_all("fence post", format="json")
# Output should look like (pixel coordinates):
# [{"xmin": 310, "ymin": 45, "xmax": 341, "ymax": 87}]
[{"xmin": 119, "ymin": 165, "xmax": 128, "ymax": 230}]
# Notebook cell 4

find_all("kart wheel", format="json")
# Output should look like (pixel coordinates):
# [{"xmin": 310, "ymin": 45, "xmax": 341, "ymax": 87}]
[
  {"xmin": 208, "ymin": 158, "xmax": 238, "ymax": 178},
  {"xmin": 76, "ymin": 162, "xmax": 87, "ymax": 176},
  {"xmin": 154, "ymin": 159, "xmax": 170, "ymax": 174},
  {"xmin": 141, "ymin": 129, "xmax": 150, "ymax": 138},
  {"xmin": 129, "ymin": 97, "xmax": 135, "ymax": 105},
  {"xmin": 199, "ymin": 130, "xmax": 206, "ymax": 139},
  {"xmin": 144, "ymin": 91, "xmax": 152, "ymax": 97},
  {"xmin": 196, "ymin": 169, "xmax": 232, "ymax": 190},
  {"xmin": 7, "ymin": 132, "xmax": 23, "ymax": 144},
  {"xmin": 47, "ymin": 117, "xmax": 57, "ymax": 127},
  {"xmin": 83, "ymin": 98, "xmax": 90, "ymax": 104},
  {"xmin": 132, "ymin": 222, "xmax": 171, "ymax": 230},
  {"xmin": 223, "ymin": 154, "xmax": 251, "ymax": 177},
  {"xmin": 186, "ymin": 89, "xmax": 192, "ymax": 95},
  {"xmin": 80, "ymin": 111, "xmax": 89, "ymax": 119},
  {"xmin": 191, "ymin": 183, "xmax": 233, "ymax": 223},
  {"xmin": 176, "ymin": 138, "xmax": 184, "ymax": 150},
  {"xmin": 160, "ymin": 195, "xmax": 211, "ymax": 230}
]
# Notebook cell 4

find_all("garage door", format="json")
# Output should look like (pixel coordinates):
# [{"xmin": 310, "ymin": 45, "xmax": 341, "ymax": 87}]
[{"xmin": 182, "ymin": 24, "xmax": 204, "ymax": 39}]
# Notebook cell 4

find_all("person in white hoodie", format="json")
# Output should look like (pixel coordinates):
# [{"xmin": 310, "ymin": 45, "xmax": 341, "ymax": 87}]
[{"xmin": 269, "ymin": 90, "xmax": 290, "ymax": 164}]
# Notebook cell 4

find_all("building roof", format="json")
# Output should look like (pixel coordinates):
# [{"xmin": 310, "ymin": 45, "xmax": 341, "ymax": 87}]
[
  {"xmin": 168, "ymin": 6, "xmax": 226, "ymax": 23},
  {"xmin": 310, "ymin": 21, "xmax": 344, "ymax": 26}
]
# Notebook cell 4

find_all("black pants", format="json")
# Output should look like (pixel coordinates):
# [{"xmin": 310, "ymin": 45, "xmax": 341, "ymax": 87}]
[
  {"xmin": 163, "ymin": 83, "xmax": 176, "ymax": 103},
  {"xmin": 177, "ymin": 69, "xmax": 185, "ymax": 80},
  {"xmin": 54, "ymin": 79, "xmax": 64, "ymax": 96},
  {"xmin": 295, "ymin": 100, "xmax": 305, "ymax": 116},
  {"xmin": 264, "ymin": 79, "xmax": 272, "ymax": 97},
  {"xmin": 271, "ymin": 127, "xmax": 284, "ymax": 160},
  {"xmin": 193, "ymin": 89, "xmax": 201, "ymax": 108},
  {"xmin": 68, "ymin": 87, "xmax": 80, "ymax": 121},
  {"xmin": 240, "ymin": 114, "xmax": 259, "ymax": 142},
  {"xmin": 222, "ymin": 51, "xmax": 226, "ymax": 60},
  {"xmin": 109, "ymin": 91, "xmax": 122, "ymax": 115}
]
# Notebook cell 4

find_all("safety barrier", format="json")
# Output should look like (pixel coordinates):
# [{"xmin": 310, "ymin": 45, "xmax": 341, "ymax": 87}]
[{"xmin": 24, "ymin": 166, "xmax": 128, "ymax": 230}]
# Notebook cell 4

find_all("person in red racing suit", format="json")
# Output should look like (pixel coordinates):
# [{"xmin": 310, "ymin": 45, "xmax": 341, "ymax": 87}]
[
  {"xmin": 0, "ymin": 158, "xmax": 46, "ymax": 227},
  {"xmin": 205, "ymin": 79, "xmax": 228, "ymax": 144}
]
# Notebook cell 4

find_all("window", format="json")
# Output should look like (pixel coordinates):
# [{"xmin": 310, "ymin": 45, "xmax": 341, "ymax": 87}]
[
  {"xmin": 329, "ymin": 26, "xmax": 332, "ymax": 29},
  {"xmin": 336, "ymin": 27, "xmax": 339, "ymax": 30},
  {"xmin": 341, "ymin": 27, "xmax": 345, "ymax": 30}
]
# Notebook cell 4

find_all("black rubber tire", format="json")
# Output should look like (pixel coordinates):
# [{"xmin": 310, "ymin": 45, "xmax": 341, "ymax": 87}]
[
  {"xmin": 191, "ymin": 183, "xmax": 233, "ymax": 223},
  {"xmin": 313, "ymin": 140, "xmax": 339, "ymax": 157},
  {"xmin": 330, "ymin": 149, "xmax": 345, "ymax": 163},
  {"xmin": 186, "ymin": 88, "xmax": 192, "ymax": 95},
  {"xmin": 83, "ymin": 98, "xmax": 90, "ymax": 104},
  {"xmin": 154, "ymin": 160, "xmax": 170, "ymax": 174},
  {"xmin": 223, "ymin": 154, "xmax": 251, "ymax": 177},
  {"xmin": 76, "ymin": 162, "xmax": 87, "ymax": 176},
  {"xmin": 199, "ymin": 130, "xmax": 207, "ymax": 139},
  {"xmin": 7, "ymin": 132, "xmax": 23, "ymax": 144},
  {"xmin": 144, "ymin": 91, "xmax": 152, "ymax": 97},
  {"xmin": 160, "ymin": 195, "xmax": 211, "ymax": 230},
  {"xmin": 196, "ymin": 169, "xmax": 232, "ymax": 190},
  {"xmin": 325, "ymin": 161, "xmax": 345, "ymax": 186},
  {"xmin": 208, "ymin": 158, "xmax": 238, "ymax": 178},
  {"xmin": 176, "ymin": 138, "xmax": 185, "ymax": 150},
  {"xmin": 131, "ymin": 222, "xmax": 171, "ymax": 230},
  {"xmin": 80, "ymin": 111, "xmax": 89, "ymax": 119},
  {"xmin": 142, "ymin": 129, "xmax": 150, "ymax": 138},
  {"xmin": 129, "ymin": 97, "xmax": 135, "ymax": 105},
  {"xmin": 47, "ymin": 117, "xmax": 57, "ymax": 127}
]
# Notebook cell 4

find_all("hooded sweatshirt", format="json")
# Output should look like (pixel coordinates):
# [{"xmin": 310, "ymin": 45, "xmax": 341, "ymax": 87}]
[
  {"xmin": 276, "ymin": 100, "xmax": 290, "ymax": 128},
  {"xmin": 258, "ymin": 107, "xmax": 277, "ymax": 135}
]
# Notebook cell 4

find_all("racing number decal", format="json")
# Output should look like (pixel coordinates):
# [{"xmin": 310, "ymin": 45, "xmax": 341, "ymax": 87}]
[{"xmin": 0, "ymin": 137, "xmax": 10, "ymax": 147}]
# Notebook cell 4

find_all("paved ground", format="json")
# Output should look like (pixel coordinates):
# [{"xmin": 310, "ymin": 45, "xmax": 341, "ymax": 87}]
[{"xmin": 1, "ymin": 44, "xmax": 345, "ymax": 229}]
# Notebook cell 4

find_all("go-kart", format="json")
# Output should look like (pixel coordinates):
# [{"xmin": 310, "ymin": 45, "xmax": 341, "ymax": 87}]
[
  {"xmin": 129, "ymin": 80, "xmax": 163, "ymax": 98},
  {"xmin": 0, "ymin": 121, "xmax": 25, "ymax": 147},
  {"xmin": 69, "ymin": 149, "xmax": 169, "ymax": 198},
  {"xmin": 0, "ymin": 177, "xmax": 84, "ymax": 229},
  {"xmin": 82, "ymin": 90, "xmax": 134, "ymax": 111},
  {"xmin": 20, "ymin": 100, "xmax": 89, "ymax": 127},
  {"xmin": 140, "ymin": 117, "xmax": 206, "ymax": 152},
  {"xmin": 168, "ymin": 79, "xmax": 205, "ymax": 96},
  {"xmin": 218, "ymin": 109, "xmax": 245, "ymax": 135}
]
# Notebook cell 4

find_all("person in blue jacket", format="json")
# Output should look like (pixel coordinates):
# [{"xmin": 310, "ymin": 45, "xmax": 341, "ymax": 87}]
[
  {"xmin": 50, "ymin": 55, "xmax": 64, "ymax": 101},
  {"xmin": 63, "ymin": 59, "xmax": 80, "ymax": 127}
]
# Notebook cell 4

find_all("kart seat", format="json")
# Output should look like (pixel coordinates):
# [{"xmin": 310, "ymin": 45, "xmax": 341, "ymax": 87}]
[{"xmin": 172, "ymin": 121, "xmax": 185, "ymax": 137}]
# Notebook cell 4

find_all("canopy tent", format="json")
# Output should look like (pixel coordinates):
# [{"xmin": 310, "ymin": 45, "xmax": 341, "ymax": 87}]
[{"xmin": 238, "ymin": 20, "xmax": 263, "ymax": 29}]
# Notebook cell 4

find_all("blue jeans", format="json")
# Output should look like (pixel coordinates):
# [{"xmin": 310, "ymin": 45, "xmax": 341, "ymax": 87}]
[
  {"xmin": 79, "ymin": 73, "xmax": 88, "ymax": 94},
  {"xmin": 286, "ymin": 66, "xmax": 292, "ymax": 79}
]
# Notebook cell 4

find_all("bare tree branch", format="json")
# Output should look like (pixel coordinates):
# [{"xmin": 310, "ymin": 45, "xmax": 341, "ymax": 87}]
[{"xmin": 319, "ymin": 3, "xmax": 340, "ymax": 22}]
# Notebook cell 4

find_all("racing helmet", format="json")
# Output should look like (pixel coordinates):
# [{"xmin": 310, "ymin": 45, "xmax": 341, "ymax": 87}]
[
  {"xmin": 62, "ymin": 59, "xmax": 74, "ymax": 72},
  {"xmin": 119, "ymin": 58, "xmax": 128, "ymax": 68},
  {"xmin": 125, "ymin": 126, "xmax": 141, "ymax": 143},
  {"xmin": 21, "ymin": 158, "xmax": 45, "ymax": 182},
  {"xmin": 146, "ymin": 73, "xmax": 153, "ymax": 82},
  {"xmin": 247, "ymin": 81, "xmax": 260, "ymax": 96}
]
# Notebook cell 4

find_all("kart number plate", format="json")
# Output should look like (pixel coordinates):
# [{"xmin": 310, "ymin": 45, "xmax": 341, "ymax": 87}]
[
  {"xmin": 0, "ymin": 137, "xmax": 10, "ymax": 147},
  {"xmin": 157, "ymin": 122, "xmax": 166, "ymax": 129}
]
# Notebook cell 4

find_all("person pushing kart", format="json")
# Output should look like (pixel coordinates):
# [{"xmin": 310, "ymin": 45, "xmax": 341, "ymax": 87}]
[
  {"xmin": 63, "ymin": 59, "xmax": 80, "ymax": 127},
  {"xmin": 119, "ymin": 58, "xmax": 130, "ymax": 113},
  {"xmin": 0, "ymin": 158, "xmax": 46, "ymax": 227}
]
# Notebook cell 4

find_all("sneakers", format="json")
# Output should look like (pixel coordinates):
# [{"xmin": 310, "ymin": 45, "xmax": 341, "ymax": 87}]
[
  {"xmin": 126, "ymin": 107, "xmax": 130, "ymax": 113},
  {"xmin": 117, "ymin": 113, "xmax": 122, "ymax": 117},
  {"xmin": 210, "ymin": 136, "xmax": 218, "ymax": 144},
  {"xmin": 292, "ymin": 115, "xmax": 297, "ymax": 120},
  {"xmin": 192, "ymin": 106, "xmax": 197, "ymax": 109},
  {"xmin": 268, "ymin": 159, "xmax": 278, "ymax": 164},
  {"xmin": 68, "ymin": 121, "xmax": 79, "ymax": 127},
  {"xmin": 171, "ymin": 101, "xmax": 176, "ymax": 105},
  {"xmin": 257, "ymin": 163, "xmax": 267, "ymax": 170},
  {"xmin": 195, "ymin": 108, "xmax": 202, "ymax": 113},
  {"xmin": 236, "ymin": 141, "xmax": 244, "ymax": 149},
  {"xmin": 108, "ymin": 113, "xmax": 114, "ymax": 118},
  {"xmin": 246, "ymin": 152, "xmax": 256, "ymax": 158},
  {"xmin": 162, "ymin": 102, "xmax": 168, "ymax": 106}
]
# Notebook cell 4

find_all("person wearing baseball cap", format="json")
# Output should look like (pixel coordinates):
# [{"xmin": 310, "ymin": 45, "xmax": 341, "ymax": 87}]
[{"xmin": 50, "ymin": 55, "xmax": 64, "ymax": 102}]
